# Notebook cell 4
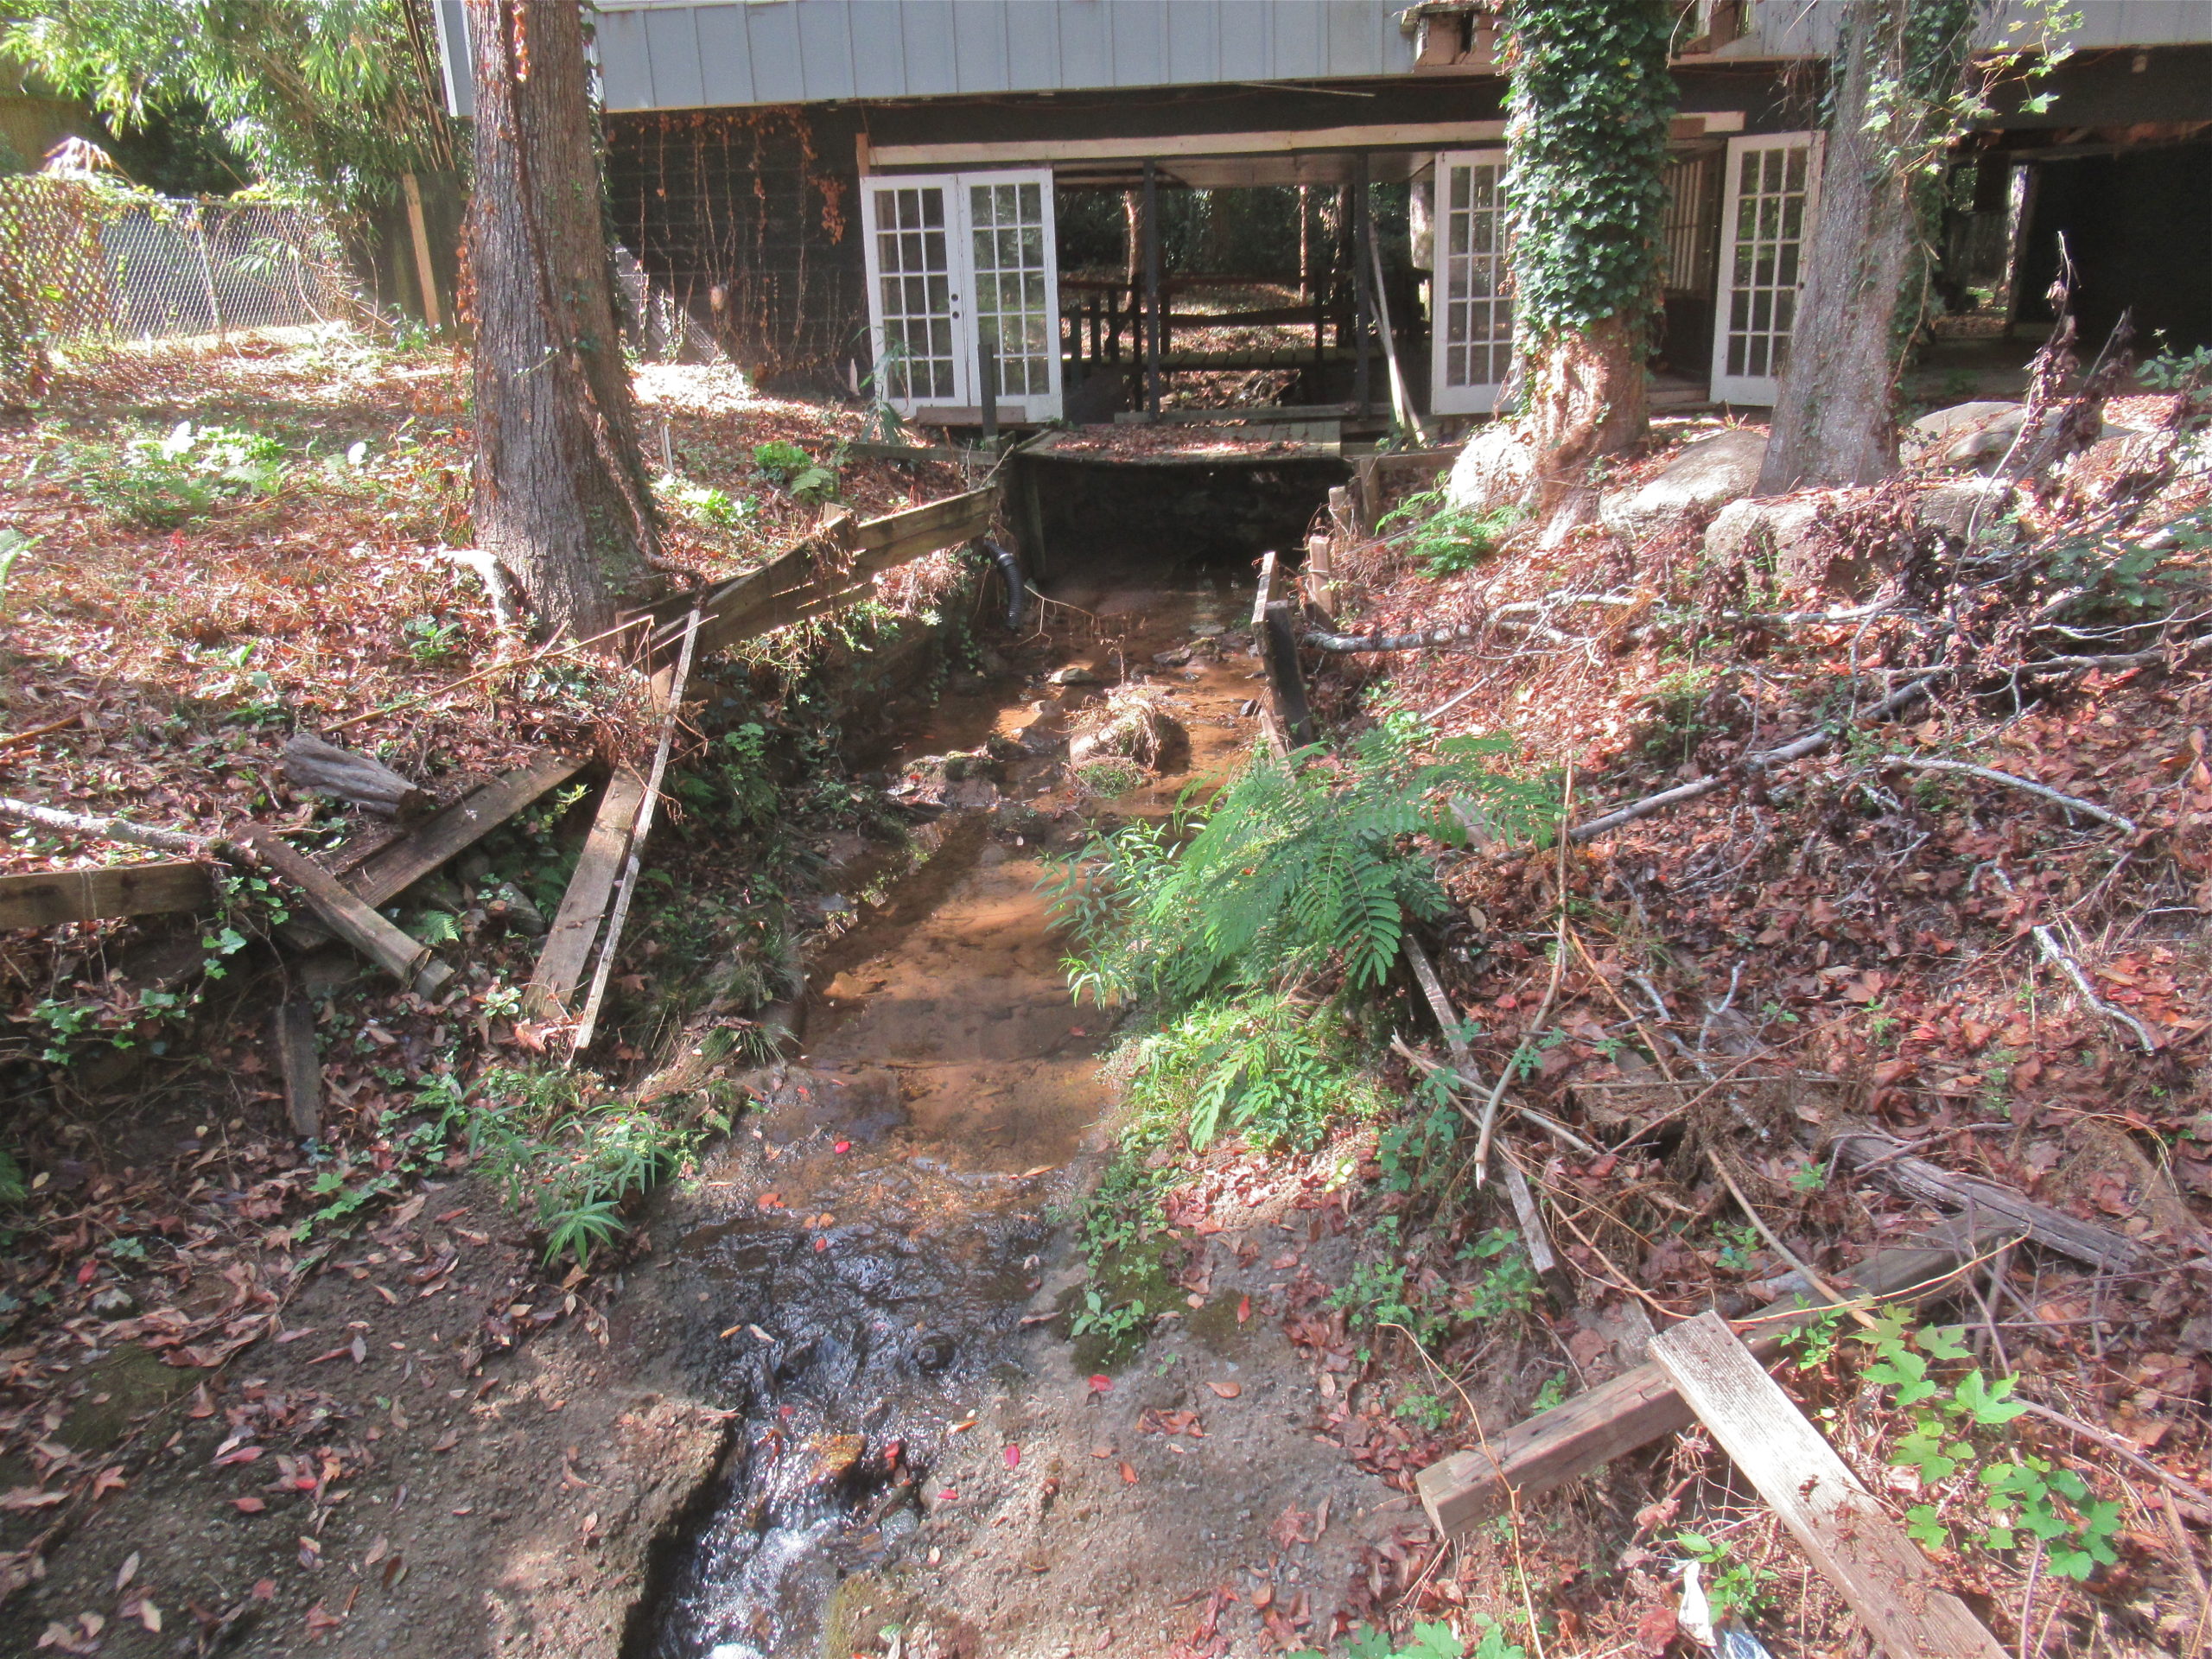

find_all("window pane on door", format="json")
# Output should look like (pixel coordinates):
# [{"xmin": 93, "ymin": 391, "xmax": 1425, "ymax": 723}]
[
  {"xmin": 873, "ymin": 183, "xmax": 958, "ymax": 403},
  {"xmin": 1715, "ymin": 136, "xmax": 1814, "ymax": 400},
  {"xmin": 1438, "ymin": 156, "xmax": 1512, "ymax": 394},
  {"xmin": 969, "ymin": 178, "xmax": 1052, "ymax": 398}
]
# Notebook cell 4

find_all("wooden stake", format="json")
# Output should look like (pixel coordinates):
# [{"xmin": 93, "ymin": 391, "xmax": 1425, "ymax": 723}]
[
  {"xmin": 401, "ymin": 173, "xmax": 443, "ymax": 331},
  {"xmin": 0, "ymin": 862, "xmax": 213, "ymax": 930},
  {"xmin": 1651, "ymin": 1312, "xmax": 2007, "ymax": 1659},
  {"xmin": 272, "ymin": 998, "xmax": 321, "ymax": 1140}
]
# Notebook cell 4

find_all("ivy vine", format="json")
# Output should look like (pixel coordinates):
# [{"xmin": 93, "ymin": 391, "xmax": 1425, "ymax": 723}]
[{"xmin": 1500, "ymin": 0, "xmax": 1678, "ymax": 342}]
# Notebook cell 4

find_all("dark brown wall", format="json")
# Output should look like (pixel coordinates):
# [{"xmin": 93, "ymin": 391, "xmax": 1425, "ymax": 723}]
[{"xmin": 604, "ymin": 106, "xmax": 868, "ymax": 394}]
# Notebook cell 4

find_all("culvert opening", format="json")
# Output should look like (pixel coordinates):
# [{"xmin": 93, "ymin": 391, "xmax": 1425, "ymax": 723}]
[{"xmin": 1020, "ymin": 450, "xmax": 1351, "ymax": 581}]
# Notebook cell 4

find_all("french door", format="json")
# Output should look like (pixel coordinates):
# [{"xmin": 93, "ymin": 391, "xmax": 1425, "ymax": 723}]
[
  {"xmin": 861, "ymin": 168, "xmax": 1062, "ymax": 423},
  {"xmin": 1429, "ymin": 149, "xmax": 1514, "ymax": 416},
  {"xmin": 1708, "ymin": 132, "xmax": 1821, "ymax": 405}
]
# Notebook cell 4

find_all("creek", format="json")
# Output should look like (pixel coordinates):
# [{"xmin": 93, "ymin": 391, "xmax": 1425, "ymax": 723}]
[{"xmin": 635, "ymin": 554, "xmax": 1265, "ymax": 1658}]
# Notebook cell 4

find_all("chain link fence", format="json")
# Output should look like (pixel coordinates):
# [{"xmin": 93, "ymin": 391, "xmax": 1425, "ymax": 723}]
[{"xmin": 0, "ymin": 175, "xmax": 359, "ymax": 397}]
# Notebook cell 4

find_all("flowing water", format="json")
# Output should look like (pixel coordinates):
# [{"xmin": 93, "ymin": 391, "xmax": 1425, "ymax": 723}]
[{"xmin": 639, "ymin": 557, "xmax": 1265, "ymax": 1658}]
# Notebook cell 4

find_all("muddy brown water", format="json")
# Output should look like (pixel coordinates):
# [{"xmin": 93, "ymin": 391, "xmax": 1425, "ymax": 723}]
[{"xmin": 638, "ymin": 558, "xmax": 1265, "ymax": 1658}]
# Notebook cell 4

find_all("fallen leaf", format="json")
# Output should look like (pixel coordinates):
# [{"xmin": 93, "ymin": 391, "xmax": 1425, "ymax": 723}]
[
  {"xmin": 130, "ymin": 1598, "xmax": 161, "ymax": 1634},
  {"xmin": 1120, "ymin": 1461, "xmax": 1138, "ymax": 1485},
  {"xmin": 363, "ymin": 1536, "xmax": 389, "ymax": 1568},
  {"xmin": 1003, "ymin": 1444, "xmax": 1021, "ymax": 1471},
  {"xmin": 1206, "ymin": 1381, "xmax": 1242, "ymax": 1399},
  {"xmin": 0, "ymin": 1489, "xmax": 67, "ymax": 1510},
  {"xmin": 89, "ymin": 1466, "xmax": 125, "ymax": 1500},
  {"xmin": 432, "ymin": 1428, "xmax": 459, "ymax": 1452},
  {"xmin": 349, "ymin": 1335, "xmax": 368, "ymax": 1365},
  {"xmin": 833, "ymin": 1141, "xmax": 851, "ymax": 1154},
  {"xmin": 114, "ymin": 1553, "xmax": 138, "ymax": 1592},
  {"xmin": 1087, "ymin": 1375, "xmax": 1113, "ymax": 1395},
  {"xmin": 1236, "ymin": 1295, "xmax": 1251, "ymax": 1325}
]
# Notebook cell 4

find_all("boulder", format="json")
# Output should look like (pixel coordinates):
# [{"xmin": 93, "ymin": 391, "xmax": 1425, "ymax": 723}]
[
  {"xmin": 1915, "ymin": 475, "xmax": 2015, "ymax": 543},
  {"xmin": 1703, "ymin": 494, "xmax": 1834, "ymax": 597},
  {"xmin": 1445, "ymin": 423, "xmax": 1535, "ymax": 515},
  {"xmin": 1598, "ymin": 427, "xmax": 1769, "ymax": 541},
  {"xmin": 1904, "ymin": 401, "xmax": 2024, "ymax": 473}
]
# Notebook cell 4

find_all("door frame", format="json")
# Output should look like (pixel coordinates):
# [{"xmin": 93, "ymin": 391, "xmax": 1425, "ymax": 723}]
[
  {"xmin": 1707, "ymin": 130, "xmax": 1822, "ymax": 406},
  {"xmin": 1428, "ymin": 147, "xmax": 1514, "ymax": 417},
  {"xmin": 859, "ymin": 167, "xmax": 1063, "ymax": 423}
]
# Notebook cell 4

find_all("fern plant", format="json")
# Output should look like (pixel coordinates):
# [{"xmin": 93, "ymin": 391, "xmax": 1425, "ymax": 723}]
[
  {"xmin": 1123, "ymin": 992, "xmax": 1389, "ymax": 1150},
  {"xmin": 1046, "ymin": 711, "xmax": 1553, "ymax": 1007}
]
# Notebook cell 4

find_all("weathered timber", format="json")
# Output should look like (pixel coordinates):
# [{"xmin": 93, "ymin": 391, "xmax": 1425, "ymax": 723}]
[
  {"xmin": 233, "ymin": 827, "xmax": 450, "ymax": 995},
  {"xmin": 1400, "ymin": 933, "xmax": 1566, "ymax": 1300},
  {"xmin": 1262, "ymin": 601, "xmax": 1316, "ymax": 747},
  {"xmin": 0, "ymin": 861, "xmax": 214, "ymax": 930},
  {"xmin": 1834, "ymin": 1128, "xmax": 2144, "ymax": 1272},
  {"xmin": 336, "ymin": 754, "xmax": 585, "ymax": 908},
  {"xmin": 1651, "ymin": 1312, "xmax": 2007, "ymax": 1659},
  {"xmin": 1416, "ymin": 1235, "xmax": 1975, "ymax": 1535},
  {"xmin": 523, "ymin": 769, "xmax": 649, "ymax": 1021},
  {"xmin": 572, "ymin": 607, "xmax": 701, "ymax": 1052},
  {"xmin": 283, "ymin": 734, "xmax": 429, "ymax": 817},
  {"xmin": 643, "ymin": 488, "xmax": 995, "ymax": 664},
  {"xmin": 271, "ymin": 999, "xmax": 321, "ymax": 1139}
]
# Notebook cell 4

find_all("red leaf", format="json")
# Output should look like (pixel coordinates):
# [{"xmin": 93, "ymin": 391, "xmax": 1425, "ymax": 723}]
[
  {"xmin": 1236, "ymin": 1295, "xmax": 1251, "ymax": 1324},
  {"xmin": 1088, "ymin": 1375, "xmax": 1113, "ymax": 1395},
  {"xmin": 1003, "ymin": 1444, "xmax": 1020, "ymax": 1471},
  {"xmin": 232, "ymin": 1497, "xmax": 266, "ymax": 1513},
  {"xmin": 833, "ymin": 1141, "xmax": 851, "ymax": 1154}
]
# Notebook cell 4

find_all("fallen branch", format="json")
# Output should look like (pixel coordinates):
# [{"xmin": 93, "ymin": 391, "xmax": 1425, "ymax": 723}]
[
  {"xmin": 1567, "ymin": 674, "xmax": 1942, "ymax": 843},
  {"xmin": 1473, "ymin": 764, "xmax": 1573, "ymax": 1185},
  {"xmin": 1878, "ymin": 755, "xmax": 2139, "ymax": 835},
  {"xmin": 2032, "ymin": 925, "xmax": 2159, "ymax": 1052},
  {"xmin": 1834, "ymin": 1128, "xmax": 2145, "ymax": 1269},
  {"xmin": 0, "ymin": 795, "xmax": 227, "ymax": 859}
]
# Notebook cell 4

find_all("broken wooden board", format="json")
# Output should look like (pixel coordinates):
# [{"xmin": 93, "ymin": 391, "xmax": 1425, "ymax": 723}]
[
  {"xmin": 643, "ymin": 487, "xmax": 995, "ymax": 664},
  {"xmin": 1651, "ymin": 1311, "xmax": 2007, "ymax": 1659},
  {"xmin": 1416, "ymin": 1235, "xmax": 1976, "ymax": 1535},
  {"xmin": 335, "ymin": 753, "xmax": 585, "ymax": 908},
  {"xmin": 522, "ymin": 768, "xmax": 649, "ymax": 1022},
  {"xmin": 272, "ymin": 998, "xmax": 321, "ymax": 1140},
  {"xmin": 1834, "ymin": 1128, "xmax": 2143, "ymax": 1273},
  {"xmin": 278, "ymin": 754, "xmax": 587, "ymax": 952},
  {"xmin": 235, "ymin": 827, "xmax": 450, "ymax": 996},
  {"xmin": 0, "ymin": 861, "xmax": 213, "ymax": 931}
]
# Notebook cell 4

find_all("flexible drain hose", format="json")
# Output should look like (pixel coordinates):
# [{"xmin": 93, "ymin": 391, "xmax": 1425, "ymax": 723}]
[{"xmin": 981, "ymin": 538, "xmax": 1032, "ymax": 631}]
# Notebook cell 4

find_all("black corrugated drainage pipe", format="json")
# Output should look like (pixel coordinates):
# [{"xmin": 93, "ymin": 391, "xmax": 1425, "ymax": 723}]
[{"xmin": 980, "ymin": 538, "xmax": 1031, "ymax": 632}]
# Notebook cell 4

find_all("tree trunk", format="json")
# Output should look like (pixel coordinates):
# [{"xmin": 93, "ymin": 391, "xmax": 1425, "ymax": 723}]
[
  {"xmin": 1520, "ymin": 315, "xmax": 1649, "ymax": 537},
  {"xmin": 1758, "ymin": 0, "xmax": 1980, "ymax": 494},
  {"xmin": 465, "ymin": 0, "xmax": 657, "ymax": 640},
  {"xmin": 1495, "ymin": 0, "xmax": 1675, "ymax": 543}
]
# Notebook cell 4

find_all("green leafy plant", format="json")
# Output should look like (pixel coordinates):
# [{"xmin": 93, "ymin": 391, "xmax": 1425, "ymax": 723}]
[
  {"xmin": 1047, "ymin": 712, "xmax": 1554, "ymax": 1007},
  {"xmin": 1297, "ymin": 1616, "xmax": 1526, "ymax": 1659},
  {"xmin": 1380, "ymin": 489, "xmax": 1525, "ymax": 576},
  {"xmin": 1122, "ymin": 991, "xmax": 1386, "ymax": 1151},
  {"xmin": 661, "ymin": 474, "xmax": 754, "ymax": 529},
  {"xmin": 1674, "ymin": 1529, "xmax": 1774, "ymax": 1618},
  {"xmin": 401, "ymin": 613, "xmax": 463, "ymax": 663},
  {"xmin": 753, "ymin": 439, "xmax": 837, "ymax": 502},
  {"xmin": 68, "ymin": 421, "xmax": 289, "ymax": 527},
  {"xmin": 1856, "ymin": 1311, "xmax": 2119, "ymax": 1580}
]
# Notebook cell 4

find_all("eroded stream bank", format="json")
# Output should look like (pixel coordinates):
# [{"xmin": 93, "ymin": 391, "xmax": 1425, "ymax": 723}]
[{"xmin": 632, "ymin": 556, "xmax": 1405, "ymax": 1659}]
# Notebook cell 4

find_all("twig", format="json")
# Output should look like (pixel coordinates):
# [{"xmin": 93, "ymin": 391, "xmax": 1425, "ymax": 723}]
[
  {"xmin": 1388, "ymin": 1035, "xmax": 1599, "ymax": 1156},
  {"xmin": 2014, "ymin": 1398, "xmax": 2212, "ymax": 1514},
  {"xmin": 1878, "ymin": 755, "xmax": 2139, "ymax": 835},
  {"xmin": 324, "ymin": 612, "xmax": 648, "ymax": 734},
  {"xmin": 0, "ymin": 710, "xmax": 85, "ymax": 750},
  {"xmin": 2031, "ymin": 925, "xmax": 2159, "ymax": 1052},
  {"xmin": 1567, "ymin": 673, "xmax": 1942, "ymax": 843},
  {"xmin": 2018, "ymin": 1534, "xmax": 2044, "ymax": 1659},
  {"xmin": 1707, "ymin": 1151, "xmax": 1874, "ymax": 1331},
  {"xmin": 1474, "ymin": 763, "xmax": 1573, "ymax": 1185}
]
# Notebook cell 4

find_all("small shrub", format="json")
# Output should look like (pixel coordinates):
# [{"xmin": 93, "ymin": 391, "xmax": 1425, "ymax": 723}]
[
  {"xmin": 752, "ymin": 439, "xmax": 837, "ymax": 502},
  {"xmin": 1380, "ymin": 488, "xmax": 1524, "ymax": 576},
  {"xmin": 68, "ymin": 421, "xmax": 289, "ymax": 528},
  {"xmin": 1122, "ymin": 992, "xmax": 1386, "ymax": 1151}
]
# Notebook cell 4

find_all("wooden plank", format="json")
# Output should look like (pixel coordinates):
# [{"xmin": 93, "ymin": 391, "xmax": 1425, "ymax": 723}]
[
  {"xmin": 1834, "ymin": 1130, "xmax": 2142, "ymax": 1272},
  {"xmin": 1651, "ymin": 1312, "xmax": 2007, "ymax": 1659},
  {"xmin": 845, "ymin": 440, "xmax": 982, "ymax": 464},
  {"xmin": 340, "ymin": 753, "xmax": 587, "ymax": 907},
  {"xmin": 523, "ymin": 769, "xmax": 649, "ymax": 1021},
  {"xmin": 572, "ymin": 607, "xmax": 702, "ymax": 1052},
  {"xmin": 1262, "ymin": 600, "xmax": 1316, "ymax": 748},
  {"xmin": 1416, "ymin": 1237, "xmax": 1975, "ymax": 1536},
  {"xmin": 870, "ymin": 118, "xmax": 1510, "ymax": 171},
  {"xmin": 235, "ymin": 827, "xmax": 450, "ymax": 995},
  {"xmin": 0, "ymin": 861, "xmax": 213, "ymax": 930},
  {"xmin": 271, "ymin": 998, "xmax": 321, "ymax": 1140}
]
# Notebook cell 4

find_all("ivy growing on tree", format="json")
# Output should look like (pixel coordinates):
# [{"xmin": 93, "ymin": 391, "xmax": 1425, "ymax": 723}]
[{"xmin": 1500, "ymin": 0, "xmax": 1677, "ymax": 345}]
